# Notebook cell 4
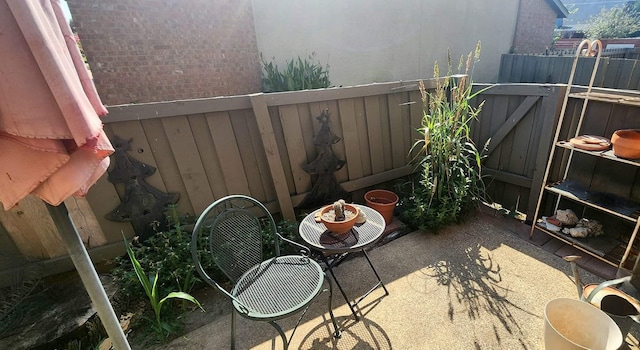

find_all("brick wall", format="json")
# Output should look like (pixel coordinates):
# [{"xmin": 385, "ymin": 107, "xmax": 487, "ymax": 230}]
[
  {"xmin": 66, "ymin": 0, "xmax": 261, "ymax": 105},
  {"xmin": 512, "ymin": 0, "xmax": 557, "ymax": 54}
]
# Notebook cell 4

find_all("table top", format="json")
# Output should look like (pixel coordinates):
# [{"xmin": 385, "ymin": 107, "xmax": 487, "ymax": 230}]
[{"xmin": 299, "ymin": 204, "xmax": 386, "ymax": 253}]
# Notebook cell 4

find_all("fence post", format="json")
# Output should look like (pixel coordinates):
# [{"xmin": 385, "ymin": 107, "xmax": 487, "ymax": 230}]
[
  {"xmin": 526, "ymin": 84, "xmax": 566, "ymax": 222},
  {"xmin": 249, "ymin": 93, "xmax": 296, "ymax": 220}
]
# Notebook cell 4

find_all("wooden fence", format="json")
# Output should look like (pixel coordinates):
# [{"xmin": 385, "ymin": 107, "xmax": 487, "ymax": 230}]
[
  {"xmin": 99, "ymin": 81, "xmax": 429, "ymax": 220},
  {"xmin": 547, "ymin": 48, "xmax": 640, "ymax": 59},
  {"xmin": 0, "ymin": 79, "xmax": 427, "ymax": 286},
  {"xmin": 472, "ymin": 83, "xmax": 565, "ymax": 220},
  {"xmin": 0, "ymin": 80, "xmax": 569, "ymax": 285},
  {"xmin": 499, "ymin": 54, "xmax": 640, "ymax": 90}
]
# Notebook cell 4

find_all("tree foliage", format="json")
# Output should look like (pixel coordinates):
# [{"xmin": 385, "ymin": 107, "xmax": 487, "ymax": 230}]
[
  {"xmin": 624, "ymin": 0, "xmax": 640, "ymax": 15},
  {"xmin": 585, "ymin": 3, "xmax": 640, "ymax": 39}
]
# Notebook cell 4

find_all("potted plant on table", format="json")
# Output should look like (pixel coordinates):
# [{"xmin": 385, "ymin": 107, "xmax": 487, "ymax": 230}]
[{"xmin": 319, "ymin": 199, "xmax": 359, "ymax": 235}]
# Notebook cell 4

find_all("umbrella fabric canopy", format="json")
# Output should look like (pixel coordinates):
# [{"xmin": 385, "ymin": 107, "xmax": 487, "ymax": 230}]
[
  {"xmin": 0, "ymin": 1, "xmax": 129, "ymax": 348},
  {"xmin": 0, "ymin": 0, "xmax": 113, "ymax": 211}
]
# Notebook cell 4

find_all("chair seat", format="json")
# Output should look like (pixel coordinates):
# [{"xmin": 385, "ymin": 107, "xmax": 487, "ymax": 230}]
[{"xmin": 231, "ymin": 255, "xmax": 324, "ymax": 320}]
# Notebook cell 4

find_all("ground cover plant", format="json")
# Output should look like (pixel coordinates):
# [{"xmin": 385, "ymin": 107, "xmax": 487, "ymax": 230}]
[
  {"xmin": 124, "ymin": 237, "xmax": 203, "ymax": 342},
  {"xmin": 110, "ymin": 206, "xmax": 301, "ymax": 343}
]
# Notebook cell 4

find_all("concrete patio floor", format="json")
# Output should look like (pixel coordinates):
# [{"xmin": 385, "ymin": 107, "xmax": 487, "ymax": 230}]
[{"xmin": 156, "ymin": 211, "xmax": 639, "ymax": 349}]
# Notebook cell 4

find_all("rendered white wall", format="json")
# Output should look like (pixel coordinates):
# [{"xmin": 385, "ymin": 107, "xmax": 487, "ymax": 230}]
[{"xmin": 251, "ymin": 0, "xmax": 520, "ymax": 86}]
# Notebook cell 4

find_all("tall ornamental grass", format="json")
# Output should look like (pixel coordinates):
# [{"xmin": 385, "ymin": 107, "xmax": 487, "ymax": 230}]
[{"xmin": 401, "ymin": 42, "xmax": 490, "ymax": 230}]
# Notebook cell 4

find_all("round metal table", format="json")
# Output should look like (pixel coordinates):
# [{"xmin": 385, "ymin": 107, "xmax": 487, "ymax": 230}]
[{"xmin": 299, "ymin": 204, "xmax": 389, "ymax": 320}]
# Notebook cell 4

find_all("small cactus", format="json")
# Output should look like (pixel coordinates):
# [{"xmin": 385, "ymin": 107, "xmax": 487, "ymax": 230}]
[{"xmin": 333, "ymin": 200, "xmax": 345, "ymax": 221}]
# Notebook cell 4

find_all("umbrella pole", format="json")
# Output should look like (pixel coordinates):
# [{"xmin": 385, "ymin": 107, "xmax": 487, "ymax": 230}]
[{"xmin": 46, "ymin": 202, "xmax": 131, "ymax": 350}]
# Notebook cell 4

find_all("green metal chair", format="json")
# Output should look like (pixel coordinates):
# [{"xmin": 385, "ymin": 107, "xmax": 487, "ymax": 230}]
[{"xmin": 191, "ymin": 195, "xmax": 341, "ymax": 349}]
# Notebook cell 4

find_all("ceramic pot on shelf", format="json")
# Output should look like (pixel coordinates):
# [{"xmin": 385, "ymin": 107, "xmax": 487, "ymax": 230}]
[{"xmin": 611, "ymin": 129, "xmax": 640, "ymax": 159}]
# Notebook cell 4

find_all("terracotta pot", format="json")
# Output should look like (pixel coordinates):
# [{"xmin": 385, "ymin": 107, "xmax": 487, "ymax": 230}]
[
  {"xmin": 364, "ymin": 189, "xmax": 398, "ymax": 224},
  {"xmin": 320, "ymin": 204, "xmax": 359, "ymax": 234},
  {"xmin": 611, "ymin": 129, "xmax": 640, "ymax": 159}
]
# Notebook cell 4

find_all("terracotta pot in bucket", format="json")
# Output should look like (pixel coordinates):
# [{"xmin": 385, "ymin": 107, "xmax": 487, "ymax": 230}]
[
  {"xmin": 364, "ymin": 190, "xmax": 398, "ymax": 224},
  {"xmin": 582, "ymin": 283, "xmax": 640, "ymax": 338}
]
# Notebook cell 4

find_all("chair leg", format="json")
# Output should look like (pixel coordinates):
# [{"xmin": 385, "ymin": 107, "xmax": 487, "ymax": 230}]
[
  {"xmin": 325, "ymin": 273, "xmax": 342, "ymax": 338},
  {"xmin": 231, "ymin": 309, "xmax": 236, "ymax": 350},
  {"xmin": 269, "ymin": 321, "xmax": 289, "ymax": 350}
]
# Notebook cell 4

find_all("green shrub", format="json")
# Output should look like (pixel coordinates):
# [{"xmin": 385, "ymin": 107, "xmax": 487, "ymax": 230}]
[
  {"xmin": 125, "ymin": 237, "xmax": 203, "ymax": 342},
  {"xmin": 265, "ymin": 219, "xmax": 302, "ymax": 256},
  {"xmin": 260, "ymin": 52, "xmax": 330, "ymax": 92},
  {"xmin": 401, "ymin": 42, "xmax": 489, "ymax": 231},
  {"xmin": 111, "ymin": 208, "xmax": 207, "ymax": 309},
  {"xmin": 111, "ymin": 207, "xmax": 301, "ymax": 307},
  {"xmin": 111, "ymin": 206, "xmax": 302, "ymax": 342}
]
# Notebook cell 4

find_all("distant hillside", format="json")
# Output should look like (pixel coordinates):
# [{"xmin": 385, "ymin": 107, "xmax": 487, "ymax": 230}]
[{"xmin": 562, "ymin": 0, "xmax": 630, "ymax": 24}]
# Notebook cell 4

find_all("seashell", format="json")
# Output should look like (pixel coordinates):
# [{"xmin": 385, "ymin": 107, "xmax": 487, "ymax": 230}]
[
  {"xmin": 546, "ymin": 222, "xmax": 561, "ymax": 232},
  {"xmin": 563, "ymin": 227, "xmax": 589, "ymax": 238},
  {"xmin": 356, "ymin": 210, "xmax": 367, "ymax": 224},
  {"xmin": 541, "ymin": 216, "xmax": 561, "ymax": 232},
  {"xmin": 569, "ymin": 135, "xmax": 611, "ymax": 151},
  {"xmin": 576, "ymin": 218, "xmax": 604, "ymax": 237},
  {"xmin": 546, "ymin": 217, "xmax": 562, "ymax": 227},
  {"xmin": 556, "ymin": 209, "xmax": 579, "ymax": 226},
  {"xmin": 560, "ymin": 218, "xmax": 604, "ymax": 238}
]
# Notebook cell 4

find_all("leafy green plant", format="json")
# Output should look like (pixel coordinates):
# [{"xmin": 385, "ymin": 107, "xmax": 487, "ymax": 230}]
[
  {"xmin": 265, "ymin": 219, "xmax": 302, "ymax": 256},
  {"xmin": 111, "ymin": 207, "xmax": 210, "ymax": 309},
  {"xmin": 112, "ymin": 207, "xmax": 301, "ymax": 300},
  {"xmin": 260, "ymin": 52, "xmax": 330, "ymax": 92},
  {"xmin": 124, "ymin": 236, "xmax": 204, "ymax": 342},
  {"xmin": 111, "ymin": 205, "xmax": 300, "ymax": 341},
  {"xmin": 401, "ymin": 42, "xmax": 490, "ymax": 231}
]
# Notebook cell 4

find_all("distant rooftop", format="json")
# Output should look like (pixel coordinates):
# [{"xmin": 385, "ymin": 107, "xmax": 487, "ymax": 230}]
[{"xmin": 546, "ymin": 0, "xmax": 570, "ymax": 18}]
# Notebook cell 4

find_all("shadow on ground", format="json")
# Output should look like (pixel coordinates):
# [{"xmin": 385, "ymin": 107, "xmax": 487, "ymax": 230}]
[
  {"xmin": 428, "ymin": 243, "xmax": 533, "ymax": 348},
  {"xmin": 156, "ymin": 212, "xmax": 615, "ymax": 350}
]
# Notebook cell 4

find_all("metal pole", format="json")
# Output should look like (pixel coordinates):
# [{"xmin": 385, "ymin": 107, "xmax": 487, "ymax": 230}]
[{"xmin": 46, "ymin": 202, "xmax": 131, "ymax": 350}]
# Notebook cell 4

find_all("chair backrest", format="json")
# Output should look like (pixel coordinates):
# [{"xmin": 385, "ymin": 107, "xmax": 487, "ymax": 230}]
[{"xmin": 191, "ymin": 195, "xmax": 279, "ymax": 289}]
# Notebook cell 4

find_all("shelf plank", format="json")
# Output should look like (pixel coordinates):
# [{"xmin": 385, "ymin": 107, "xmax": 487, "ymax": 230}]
[
  {"xmin": 557, "ymin": 141, "xmax": 640, "ymax": 167},
  {"xmin": 568, "ymin": 91, "xmax": 640, "ymax": 107},
  {"xmin": 535, "ymin": 224, "xmax": 620, "ymax": 266},
  {"xmin": 545, "ymin": 180, "xmax": 640, "ymax": 221}
]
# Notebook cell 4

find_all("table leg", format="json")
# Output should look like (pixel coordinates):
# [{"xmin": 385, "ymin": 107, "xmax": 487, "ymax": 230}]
[
  {"xmin": 321, "ymin": 254, "xmax": 360, "ymax": 321},
  {"xmin": 349, "ymin": 249, "xmax": 389, "ymax": 313},
  {"xmin": 321, "ymin": 250, "xmax": 390, "ymax": 321}
]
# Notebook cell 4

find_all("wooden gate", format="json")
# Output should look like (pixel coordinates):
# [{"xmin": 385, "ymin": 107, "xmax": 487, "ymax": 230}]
[{"xmin": 473, "ymin": 84, "xmax": 565, "ymax": 221}]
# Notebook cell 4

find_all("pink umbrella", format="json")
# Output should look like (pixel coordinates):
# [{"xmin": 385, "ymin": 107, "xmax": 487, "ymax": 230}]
[{"xmin": 0, "ymin": 0, "xmax": 129, "ymax": 348}]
